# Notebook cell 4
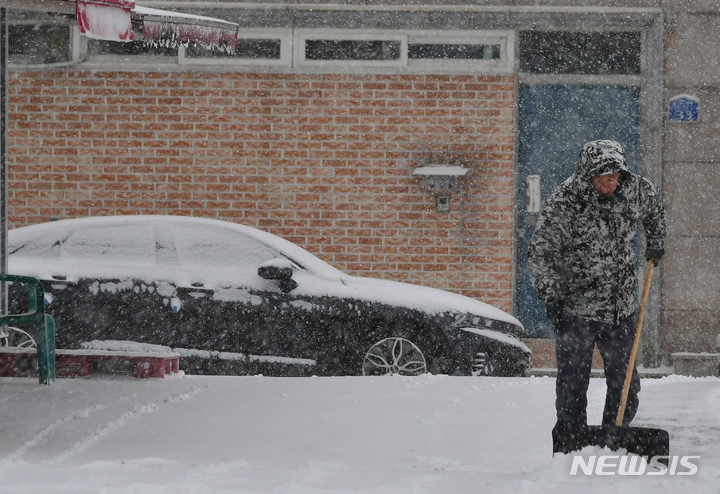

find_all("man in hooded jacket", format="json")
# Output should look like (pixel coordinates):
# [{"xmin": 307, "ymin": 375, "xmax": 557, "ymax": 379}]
[{"xmin": 528, "ymin": 140, "xmax": 666, "ymax": 443}]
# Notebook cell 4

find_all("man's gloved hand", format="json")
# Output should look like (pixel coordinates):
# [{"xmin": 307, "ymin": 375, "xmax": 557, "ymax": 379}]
[
  {"xmin": 545, "ymin": 301, "xmax": 565, "ymax": 331},
  {"xmin": 646, "ymin": 248, "xmax": 665, "ymax": 266}
]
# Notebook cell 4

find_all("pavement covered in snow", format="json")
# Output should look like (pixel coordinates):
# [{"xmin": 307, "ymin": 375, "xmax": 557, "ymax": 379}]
[{"xmin": 0, "ymin": 373, "xmax": 719, "ymax": 493}]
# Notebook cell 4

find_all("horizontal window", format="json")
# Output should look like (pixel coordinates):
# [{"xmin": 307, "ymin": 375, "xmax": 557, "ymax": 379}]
[
  {"xmin": 305, "ymin": 39, "xmax": 401, "ymax": 61},
  {"xmin": 185, "ymin": 29, "xmax": 510, "ymax": 72},
  {"xmin": 9, "ymin": 23, "xmax": 73, "ymax": 65},
  {"xmin": 8, "ymin": 20, "xmax": 511, "ymax": 74},
  {"xmin": 405, "ymin": 31, "xmax": 512, "ymax": 73},
  {"xmin": 87, "ymin": 39, "xmax": 178, "ymax": 57},
  {"xmin": 408, "ymin": 43, "xmax": 500, "ymax": 60},
  {"xmin": 293, "ymin": 29, "xmax": 511, "ymax": 72},
  {"xmin": 186, "ymin": 39, "xmax": 282, "ymax": 60},
  {"xmin": 295, "ymin": 31, "xmax": 407, "ymax": 68},
  {"xmin": 179, "ymin": 29, "xmax": 291, "ymax": 67},
  {"xmin": 519, "ymin": 31, "xmax": 641, "ymax": 75}
]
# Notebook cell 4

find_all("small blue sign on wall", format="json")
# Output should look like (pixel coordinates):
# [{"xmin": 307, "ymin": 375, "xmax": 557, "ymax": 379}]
[{"xmin": 669, "ymin": 94, "xmax": 699, "ymax": 122}]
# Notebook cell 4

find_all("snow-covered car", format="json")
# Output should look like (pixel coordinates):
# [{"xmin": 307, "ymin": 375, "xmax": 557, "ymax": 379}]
[{"xmin": 7, "ymin": 215, "xmax": 531, "ymax": 376}]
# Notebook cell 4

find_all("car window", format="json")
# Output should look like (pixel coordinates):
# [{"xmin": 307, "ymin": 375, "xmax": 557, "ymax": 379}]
[
  {"xmin": 62, "ymin": 224, "xmax": 157, "ymax": 263},
  {"xmin": 9, "ymin": 231, "xmax": 66, "ymax": 258},
  {"xmin": 172, "ymin": 225, "xmax": 283, "ymax": 268}
]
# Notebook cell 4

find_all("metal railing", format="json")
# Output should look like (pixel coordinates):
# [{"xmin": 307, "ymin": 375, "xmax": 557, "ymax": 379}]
[{"xmin": 0, "ymin": 274, "xmax": 55, "ymax": 384}]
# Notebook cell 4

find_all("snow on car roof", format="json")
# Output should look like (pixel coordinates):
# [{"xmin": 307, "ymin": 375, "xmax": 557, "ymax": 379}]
[
  {"xmin": 8, "ymin": 215, "xmax": 521, "ymax": 329},
  {"xmin": 9, "ymin": 214, "xmax": 341, "ymax": 276}
]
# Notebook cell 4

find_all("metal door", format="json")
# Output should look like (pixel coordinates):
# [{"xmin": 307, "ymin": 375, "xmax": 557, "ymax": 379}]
[{"xmin": 516, "ymin": 84, "xmax": 641, "ymax": 337}]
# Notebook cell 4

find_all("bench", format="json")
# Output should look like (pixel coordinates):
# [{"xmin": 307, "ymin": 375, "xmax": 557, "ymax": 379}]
[{"xmin": 0, "ymin": 348, "xmax": 180, "ymax": 379}]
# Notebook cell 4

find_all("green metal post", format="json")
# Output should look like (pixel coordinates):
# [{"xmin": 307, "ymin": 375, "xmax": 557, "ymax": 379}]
[
  {"xmin": 38, "ymin": 314, "xmax": 56, "ymax": 384},
  {"xmin": 0, "ymin": 274, "xmax": 55, "ymax": 384}
]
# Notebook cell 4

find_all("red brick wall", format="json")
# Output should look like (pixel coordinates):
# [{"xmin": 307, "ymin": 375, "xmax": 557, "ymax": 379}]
[{"xmin": 8, "ymin": 70, "xmax": 516, "ymax": 312}]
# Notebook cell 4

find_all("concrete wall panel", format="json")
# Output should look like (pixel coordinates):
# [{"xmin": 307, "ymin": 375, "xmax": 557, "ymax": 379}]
[
  {"xmin": 662, "ymin": 309, "xmax": 720, "ymax": 359},
  {"xmin": 664, "ymin": 88, "xmax": 720, "ymax": 162},
  {"xmin": 663, "ymin": 236, "xmax": 720, "ymax": 310},
  {"xmin": 665, "ymin": 14, "xmax": 720, "ymax": 86},
  {"xmin": 664, "ymin": 160, "xmax": 720, "ymax": 236}
]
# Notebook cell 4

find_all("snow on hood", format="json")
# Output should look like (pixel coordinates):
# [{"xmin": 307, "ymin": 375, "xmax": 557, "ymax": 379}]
[
  {"xmin": 8, "ymin": 215, "xmax": 522, "ymax": 331},
  {"xmin": 458, "ymin": 327, "xmax": 531, "ymax": 352},
  {"xmin": 334, "ymin": 275, "xmax": 521, "ymax": 329}
]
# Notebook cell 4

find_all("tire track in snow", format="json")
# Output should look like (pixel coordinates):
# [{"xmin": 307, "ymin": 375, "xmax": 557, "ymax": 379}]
[
  {"xmin": 50, "ymin": 385, "xmax": 211, "ymax": 463},
  {"xmin": 4, "ymin": 404, "xmax": 106, "ymax": 462}
]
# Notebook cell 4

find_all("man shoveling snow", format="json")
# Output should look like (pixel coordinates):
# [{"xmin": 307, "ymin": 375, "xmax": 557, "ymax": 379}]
[{"xmin": 528, "ymin": 139, "xmax": 666, "ymax": 450}]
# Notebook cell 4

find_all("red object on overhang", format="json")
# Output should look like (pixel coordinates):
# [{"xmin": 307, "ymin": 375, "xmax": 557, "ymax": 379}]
[
  {"xmin": 75, "ymin": 0, "xmax": 238, "ymax": 52},
  {"xmin": 135, "ymin": 6, "xmax": 238, "ymax": 53},
  {"xmin": 76, "ymin": 0, "xmax": 134, "ymax": 41}
]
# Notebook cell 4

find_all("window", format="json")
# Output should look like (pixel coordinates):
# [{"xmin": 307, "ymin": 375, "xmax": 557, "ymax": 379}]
[
  {"xmin": 408, "ymin": 43, "xmax": 500, "ymax": 60},
  {"xmin": 70, "ymin": 25, "xmax": 511, "ymax": 74},
  {"xmin": 406, "ymin": 31, "xmax": 512, "ymax": 73},
  {"xmin": 295, "ymin": 30, "xmax": 407, "ymax": 68},
  {"xmin": 172, "ymin": 226, "xmax": 280, "ymax": 268},
  {"xmin": 519, "ymin": 31, "xmax": 641, "ymax": 75},
  {"xmin": 87, "ymin": 39, "xmax": 177, "ymax": 57},
  {"xmin": 294, "ymin": 29, "xmax": 511, "ymax": 73},
  {"xmin": 64, "ymin": 225, "xmax": 157, "ymax": 264},
  {"xmin": 9, "ymin": 22, "xmax": 73, "ymax": 66},
  {"xmin": 179, "ymin": 29, "xmax": 291, "ymax": 67},
  {"xmin": 305, "ymin": 39, "xmax": 401, "ymax": 61}
]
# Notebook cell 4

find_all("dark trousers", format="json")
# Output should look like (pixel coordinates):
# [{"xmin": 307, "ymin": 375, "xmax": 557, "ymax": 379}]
[{"xmin": 554, "ymin": 314, "xmax": 641, "ymax": 429}]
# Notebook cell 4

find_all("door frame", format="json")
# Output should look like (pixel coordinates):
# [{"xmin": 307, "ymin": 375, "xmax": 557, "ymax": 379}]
[{"xmin": 512, "ymin": 16, "xmax": 665, "ymax": 365}]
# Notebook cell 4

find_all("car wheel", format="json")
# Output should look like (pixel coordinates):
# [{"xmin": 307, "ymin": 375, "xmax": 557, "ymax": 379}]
[
  {"xmin": 0, "ymin": 326, "xmax": 37, "ymax": 349},
  {"xmin": 362, "ymin": 337, "xmax": 427, "ymax": 376}
]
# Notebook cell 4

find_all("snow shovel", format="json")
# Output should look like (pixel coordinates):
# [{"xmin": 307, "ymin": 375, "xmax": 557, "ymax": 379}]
[{"xmin": 552, "ymin": 260, "xmax": 670, "ymax": 462}]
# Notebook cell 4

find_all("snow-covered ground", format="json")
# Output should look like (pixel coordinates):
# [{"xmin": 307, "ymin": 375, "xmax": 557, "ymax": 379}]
[{"xmin": 0, "ymin": 373, "xmax": 718, "ymax": 493}]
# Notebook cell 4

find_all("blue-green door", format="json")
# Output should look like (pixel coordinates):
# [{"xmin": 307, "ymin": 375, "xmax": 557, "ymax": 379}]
[{"xmin": 516, "ymin": 84, "xmax": 641, "ymax": 337}]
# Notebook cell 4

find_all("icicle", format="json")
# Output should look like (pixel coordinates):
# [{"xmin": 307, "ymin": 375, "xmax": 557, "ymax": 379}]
[{"xmin": 142, "ymin": 19, "xmax": 237, "ymax": 54}]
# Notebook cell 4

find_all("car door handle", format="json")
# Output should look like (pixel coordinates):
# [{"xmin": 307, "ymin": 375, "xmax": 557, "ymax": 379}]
[
  {"xmin": 177, "ymin": 285, "xmax": 214, "ymax": 298},
  {"xmin": 43, "ymin": 277, "xmax": 75, "ymax": 290}
]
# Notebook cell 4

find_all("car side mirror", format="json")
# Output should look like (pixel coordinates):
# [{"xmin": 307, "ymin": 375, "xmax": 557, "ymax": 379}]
[{"xmin": 258, "ymin": 259, "xmax": 298, "ymax": 293}]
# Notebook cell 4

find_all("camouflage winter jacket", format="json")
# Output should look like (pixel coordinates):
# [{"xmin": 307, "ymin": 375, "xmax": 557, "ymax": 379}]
[{"xmin": 527, "ymin": 153, "xmax": 666, "ymax": 325}]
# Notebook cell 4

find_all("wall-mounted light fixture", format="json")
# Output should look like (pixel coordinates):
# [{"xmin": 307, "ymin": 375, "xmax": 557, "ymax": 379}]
[{"xmin": 413, "ymin": 165, "xmax": 469, "ymax": 213}]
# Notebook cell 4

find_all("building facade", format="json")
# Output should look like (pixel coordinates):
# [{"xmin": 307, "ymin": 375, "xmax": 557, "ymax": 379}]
[{"xmin": 5, "ymin": 1, "xmax": 720, "ymax": 368}]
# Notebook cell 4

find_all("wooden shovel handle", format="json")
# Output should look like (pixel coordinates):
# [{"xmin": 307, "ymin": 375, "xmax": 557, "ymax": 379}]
[{"xmin": 616, "ymin": 260, "xmax": 655, "ymax": 427}]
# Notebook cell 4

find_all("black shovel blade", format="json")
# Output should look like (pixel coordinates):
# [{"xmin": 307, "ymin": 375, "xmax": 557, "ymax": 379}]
[{"xmin": 553, "ymin": 425, "xmax": 670, "ymax": 464}]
